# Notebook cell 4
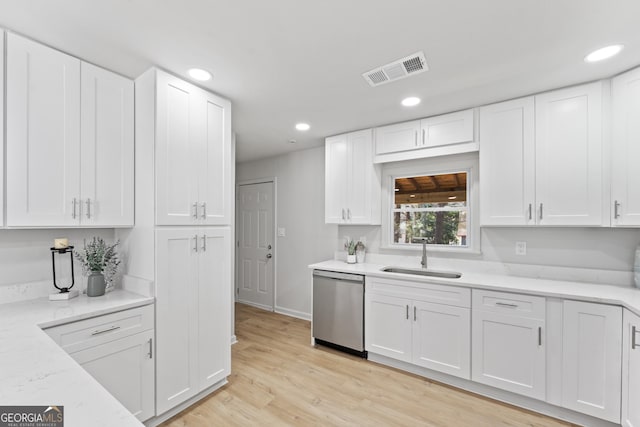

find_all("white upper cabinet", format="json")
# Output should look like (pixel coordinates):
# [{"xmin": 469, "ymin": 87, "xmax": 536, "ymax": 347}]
[
  {"xmin": 80, "ymin": 62, "xmax": 134, "ymax": 226},
  {"xmin": 0, "ymin": 31, "xmax": 4, "ymax": 227},
  {"xmin": 535, "ymin": 82, "xmax": 603, "ymax": 226},
  {"xmin": 325, "ymin": 129, "xmax": 381, "ymax": 224},
  {"xmin": 6, "ymin": 33, "xmax": 81, "ymax": 227},
  {"xmin": 562, "ymin": 300, "xmax": 622, "ymax": 423},
  {"xmin": 480, "ymin": 82, "xmax": 604, "ymax": 227},
  {"xmin": 6, "ymin": 33, "xmax": 134, "ymax": 227},
  {"xmin": 612, "ymin": 67, "xmax": 640, "ymax": 227},
  {"xmin": 479, "ymin": 97, "xmax": 535, "ymax": 226},
  {"xmin": 374, "ymin": 109, "xmax": 476, "ymax": 163},
  {"xmin": 155, "ymin": 70, "xmax": 231, "ymax": 226}
]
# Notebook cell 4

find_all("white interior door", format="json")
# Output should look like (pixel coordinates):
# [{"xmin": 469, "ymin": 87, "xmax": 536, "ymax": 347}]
[{"xmin": 237, "ymin": 182, "xmax": 275, "ymax": 310}]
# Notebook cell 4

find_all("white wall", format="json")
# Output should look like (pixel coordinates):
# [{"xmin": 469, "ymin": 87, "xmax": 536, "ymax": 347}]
[
  {"xmin": 236, "ymin": 146, "xmax": 338, "ymax": 318},
  {"xmin": 0, "ymin": 228, "xmax": 116, "ymax": 303}
]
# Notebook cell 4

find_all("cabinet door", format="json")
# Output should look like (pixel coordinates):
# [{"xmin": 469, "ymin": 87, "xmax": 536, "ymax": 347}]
[
  {"xmin": 472, "ymin": 310, "xmax": 545, "ymax": 400},
  {"xmin": 535, "ymin": 82, "xmax": 603, "ymax": 226},
  {"xmin": 6, "ymin": 33, "xmax": 81, "ymax": 226},
  {"xmin": 71, "ymin": 330, "xmax": 154, "ymax": 422},
  {"xmin": 197, "ymin": 228, "xmax": 231, "ymax": 389},
  {"xmin": 346, "ymin": 129, "xmax": 379, "ymax": 224},
  {"xmin": 413, "ymin": 301, "xmax": 470, "ymax": 379},
  {"xmin": 155, "ymin": 229, "xmax": 199, "ymax": 414},
  {"xmin": 198, "ymin": 91, "xmax": 232, "ymax": 225},
  {"xmin": 325, "ymin": 134, "xmax": 349, "ymax": 223},
  {"xmin": 612, "ymin": 67, "xmax": 640, "ymax": 227},
  {"xmin": 0, "ymin": 31, "xmax": 4, "ymax": 226},
  {"xmin": 365, "ymin": 293, "xmax": 412, "ymax": 362},
  {"xmin": 80, "ymin": 62, "xmax": 134, "ymax": 227},
  {"xmin": 622, "ymin": 309, "xmax": 640, "ymax": 427},
  {"xmin": 562, "ymin": 301, "xmax": 622, "ymax": 423},
  {"xmin": 155, "ymin": 71, "xmax": 200, "ymax": 225},
  {"xmin": 479, "ymin": 97, "xmax": 535, "ymax": 226},
  {"xmin": 421, "ymin": 109, "xmax": 474, "ymax": 148},
  {"xmin": 374, "ymin": 120, "xmax": 420, "ymax": 155}
]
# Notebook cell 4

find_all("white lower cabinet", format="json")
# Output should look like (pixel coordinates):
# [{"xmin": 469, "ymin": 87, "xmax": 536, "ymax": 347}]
[
  {"xmin": 471, "ymin": 290, "xmax": 546, "ymax": 400},
  {"xmin": 44, "ymin": 305, "xmax": 155, "ymax": 422},
  {"xmin": 623, "ymin": 309, "xmax": 640, "ymax": 427},
  {"xmin": 562, "ymin": 300, "xmax": 622, "ymax": 423},
  {"xmin": 155, "ymin": 227, "xmax": 231, "ymax": 416},
  {"xmin": 365, "ymin": 278, "xmax": 471, "ymax": 379}
]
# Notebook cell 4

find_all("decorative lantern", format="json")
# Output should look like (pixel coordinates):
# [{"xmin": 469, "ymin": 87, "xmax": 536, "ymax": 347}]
[{"xmin": 49, "ymin": 242, "xmax": 79, "ymax": 301}]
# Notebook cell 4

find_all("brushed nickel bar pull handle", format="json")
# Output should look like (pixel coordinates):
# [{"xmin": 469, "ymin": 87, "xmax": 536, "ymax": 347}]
[
  {"xmin": 148, "ymin": 338, "xmax": 153, "ymax": 359},
  {"xmin": 347, "ymin": 209, "xmax": 351, "ymax": 220},
  {"xmin": 201, "ymin": 234, "xmax": 207, "ymax": 252},
  {"xmin": 414, "ymin": 131, "xmax": 418, "ymax": 146},
  {"xmin": 633, "ymin": 326, "xmax": 639, "ymax": 350},
  {"xmin": 192, "ymin": 202, "xmax": 199, "ymax": 219},
  {"xmin": 72, "ymin": 198, "xmax": 77, "ymax": 219},
  {"xmin": 86, "ymin": 198, "xmax": 91, "ymax": 219},
  {"xmin": 406, "ymin": 305, "xmax": 409, "ymax": 320},
  {"xmin": 414, "ymin": 306, "xmax": 417, "ymax": 321},
  {"xmin": 342, "ymin": 209, "xmax": 346, "ymax": 220},
  {"xmin": 539, "ymin": 203, "xmax": 543, "ymax": 220},
  {"xmin": 91, "ymin": 325, "xmax": 120, "ymax": 336},
  {"xmin": 538, "ymin": 327, "xmax": 542, "ymax": 346},
  {"xmin": 201, "ymin": 202, "xmax": 207, "ymax": 219},
  {"xmin": 614, "ymin": 200, "xmax": 621, "ymax": 219},
  {"xmin": 422, "ymin": 129, "xmax": 426, "ymax": 145},
  {"xmin": 528, "ymin": 203, "xmax": 532, "ymax": 220},
  {"xmin": 495, "ymin": 302, "xmax": 518, "ymax": 308},
  {"xmin": 194, "ymin": 234, "xmax": 199, "ymax": 252}
]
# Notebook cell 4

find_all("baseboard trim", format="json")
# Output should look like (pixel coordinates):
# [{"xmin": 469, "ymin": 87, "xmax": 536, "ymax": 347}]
[
  {"xmin": 367, "ymin": 353, "xmax": 617, "ymax": 427},
  {"xmin": 236, "ymin": 299, "xmax": 273, "ymax": 312},
  {"xmin": 144, "ymin": 378, "xmax": 228, "ymax": 426},
  {"xmin": 274, "ymin": 306, "xmax": 311, "ymax": 321}
]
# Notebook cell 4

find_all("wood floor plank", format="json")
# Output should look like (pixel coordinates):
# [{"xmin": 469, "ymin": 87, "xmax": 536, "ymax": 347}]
[{"xmin": 161, "ymin": 303, "xmax": 577, "ymax": 427}]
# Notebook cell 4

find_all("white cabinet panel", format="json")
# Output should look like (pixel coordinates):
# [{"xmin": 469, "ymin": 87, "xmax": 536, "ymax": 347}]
[
  {"xmin": 198, "ymin": 229, "xmax": 231, "ymax": 388},
  {"xmin": 365, "ymin": 293, "xmax": 412, "ymax": 362},
  {"xmin": 413, "ymin": 300, "xmax": 470, "ymax": 379},
  {"xmin": 479, "ymin": 97, "xmax": 535, "ymax": 226},
  {"xmin": 562, "ymin": 301, "xmax": 621, "ymax": 423},
  {"xmin": 374, "ymin": 120, "xmax": 420, "ymax": 155},
  {"xmin": 72, "ymin": 330, "xmax": 154, "ymax": 422},
  {"xmin": 535, "ymin": 83, "xmax": 603, "ymax": 226},
  {"xmin": 0, "ymin": 31, "xmax": 4, "ymax": 226},
  {"xmin": 612, "ymin": 67, "xmax": 640, "ymax": 227},
  {"xmin": 623, "ymin": 309, "xmax": 640, "ymax": 427},
  {"xmin": 155, "ymin": 227, "xmax": 231, "ymax": 416},
  {"xmin": 325, "ymin": 129, "xmax": 380, "ymax": 224},
  {"xmin": 6, "ymin": 33, "xmax": 81, "ymax": 227},
  {"xmin": 80, "ymin": 62, "xmax": 134, "ymax": 226},
  {"xmin": 421, "ymin": 109, "xmax": 474, "ymax": 148}
]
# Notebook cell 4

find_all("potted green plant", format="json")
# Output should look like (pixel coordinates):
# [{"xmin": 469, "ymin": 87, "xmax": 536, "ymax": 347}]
[
  {"xmin": 355, "ymin": 240, "xmax": 366, "ymax": 263},
  {"xmin": 75, "ymin": 237, "xmax": 121, "ymax": 297},
  {"xmin": 344, "ymin": 237, "xmax": 357, "ymax": 264}
]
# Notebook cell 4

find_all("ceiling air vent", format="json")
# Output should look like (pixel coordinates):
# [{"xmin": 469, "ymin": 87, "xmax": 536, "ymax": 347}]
[{"xmin": 362, "ymin": 51, "xmax": 429, "ymax": 87}]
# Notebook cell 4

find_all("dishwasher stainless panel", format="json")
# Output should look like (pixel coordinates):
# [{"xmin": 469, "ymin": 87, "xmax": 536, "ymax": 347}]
[{"xmin": 312, "ymin": 270, "xmax": 365, "ymax": 356}]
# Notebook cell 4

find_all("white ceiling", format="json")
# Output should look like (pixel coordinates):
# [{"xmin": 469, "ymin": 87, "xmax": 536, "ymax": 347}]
[{"xmin": 2, "ymin": 1, "xmax": 640, "ymax": 162}]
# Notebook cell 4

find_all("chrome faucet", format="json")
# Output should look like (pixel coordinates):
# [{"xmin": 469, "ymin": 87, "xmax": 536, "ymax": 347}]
[{"xmin": 412, "ymin": 237, "xmax": 428, "ymax": 269}]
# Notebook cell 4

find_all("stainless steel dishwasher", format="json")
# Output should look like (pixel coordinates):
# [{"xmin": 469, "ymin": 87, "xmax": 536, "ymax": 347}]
[{"xmin": 312, "ymin": 269, "xmax": 366, "ymax": 358}]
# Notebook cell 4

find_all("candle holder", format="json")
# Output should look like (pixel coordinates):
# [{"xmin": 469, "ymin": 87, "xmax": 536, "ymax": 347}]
[{"xmin": 49, "ymin": 245, "xmax": 79, "ymax": 301}]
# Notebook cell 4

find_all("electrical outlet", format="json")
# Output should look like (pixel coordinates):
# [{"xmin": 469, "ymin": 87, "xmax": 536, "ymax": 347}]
[
  {"xmin": 515, "ymin": 241, "xmax": 527, "ymax": 256},
  {"xmin": 277, "ymin": 227, "xmax": 286, "ymax": 237}
]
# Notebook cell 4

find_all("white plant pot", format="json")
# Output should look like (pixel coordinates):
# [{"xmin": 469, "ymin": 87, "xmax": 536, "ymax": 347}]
[{"xmin": 346, "ymin": 254, "xmax": 357, "ymax": 264}]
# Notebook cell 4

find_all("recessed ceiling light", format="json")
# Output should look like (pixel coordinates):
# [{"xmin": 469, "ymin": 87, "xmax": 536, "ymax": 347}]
[
  {"xmin": 448, "ymin": 196, "xmax": 457, "ymax": 200},
  {"xmin": 188, "ymin": 68, "xmax": 212, "ymax": 81},
  {"xmin": 394, "ymin": 188, "xmax": 400, "ymax": 192},
  {"xmin": 409, "ymin": 194, "xmax": 416, "ymax": 198},
  {"xmin": 295, "ymin": 123, "xmax": 310, "ymax": 131},
  {"xmin": 584, "ymin": 45, "xmax": 624, "ymax": 63},
  {"xmin": 401, "ymin": 97, "xmax": 421, "ymax": 107}
]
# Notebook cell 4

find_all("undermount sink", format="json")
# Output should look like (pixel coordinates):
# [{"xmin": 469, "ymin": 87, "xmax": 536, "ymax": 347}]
[{"xmin": 381, "ymin": 266, "xmax": 462, "ymax": 279}]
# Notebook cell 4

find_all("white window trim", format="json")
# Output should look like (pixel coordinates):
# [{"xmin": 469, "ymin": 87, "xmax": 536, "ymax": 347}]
[{"xmin": 381, "ymin": 153, "xmax": 480, "ymax": 254}]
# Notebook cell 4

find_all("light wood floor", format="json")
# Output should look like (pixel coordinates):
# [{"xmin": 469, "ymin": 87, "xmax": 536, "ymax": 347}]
[{"xmin": 162, "ymin": 303, "xmax": 577, "ymax": 426}]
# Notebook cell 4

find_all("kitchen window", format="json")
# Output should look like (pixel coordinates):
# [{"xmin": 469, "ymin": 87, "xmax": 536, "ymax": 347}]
[{"xmin": 382, "ymin": 153, "xmax": 479, "ymax": 253}]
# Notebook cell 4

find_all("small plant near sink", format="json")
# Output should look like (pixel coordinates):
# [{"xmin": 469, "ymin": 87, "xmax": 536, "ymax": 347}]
[
  {"xmin": 75, "ymin": 237, "xmax": 121, "ymax": 297},
  {"xmin": 344, "ymin": 237, "xmax": 357, "ymax": 264}
]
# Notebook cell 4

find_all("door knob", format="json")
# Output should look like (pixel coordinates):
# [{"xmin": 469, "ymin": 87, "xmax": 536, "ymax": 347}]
[{"xmin": 266, "ymin": 253, "xmax": 272, "ymax": 259}]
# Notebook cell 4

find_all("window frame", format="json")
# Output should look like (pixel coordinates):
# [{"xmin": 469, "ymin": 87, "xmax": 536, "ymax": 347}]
[{"xmin": 381, "ymin": 153, "xmax": 480, "ymax": 254}]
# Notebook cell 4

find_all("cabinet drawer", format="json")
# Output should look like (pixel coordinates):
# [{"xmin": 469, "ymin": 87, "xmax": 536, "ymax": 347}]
[
  {"xmin": 367, "ymin": 277, "xmax": 470, "ymax": 308},
  {"xmin": 44, "ymin": 304, "xmax": 154, "ymax": 354},
  {"xmin": 473, "ymin": 289, "xmax": 545, "ymax": 320}
]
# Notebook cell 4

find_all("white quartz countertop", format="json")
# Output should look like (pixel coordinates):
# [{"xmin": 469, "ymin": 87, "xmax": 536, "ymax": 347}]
[
  {"xmin": 309, "ymin": 260, "xmax": 640, "ymax": 315},
  {"xmin": 0, "ymin": 290, "xmax": 154, "ymax": 427}
]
